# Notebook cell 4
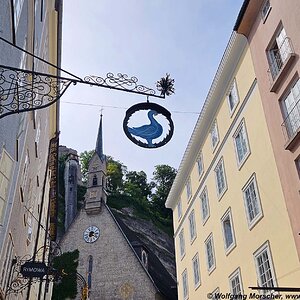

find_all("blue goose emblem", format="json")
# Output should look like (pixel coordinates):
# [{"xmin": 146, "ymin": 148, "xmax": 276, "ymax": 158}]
[
  {"xmin": 123, "ymin": 102, "xmax": 174, "ymax": 149},
  {"xmin": 128, "ymin": 110, "xmax": 163, "ymax": 147}
]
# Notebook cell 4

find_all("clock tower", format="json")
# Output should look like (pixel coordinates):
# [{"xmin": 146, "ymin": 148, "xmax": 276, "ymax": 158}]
[
  {"xmin": 85, "ymin": 113, "xmax": 107, "ymax": 215},
  {"xmin": 59, "ymin": 114, "xmax": 174, "ymax": 299}
]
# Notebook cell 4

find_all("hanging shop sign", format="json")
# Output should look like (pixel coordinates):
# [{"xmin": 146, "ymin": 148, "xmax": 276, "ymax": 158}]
[
  {"xmin": 123, "ymin": 102, "xmax": 174, "ymax": 149},
  {"xmin": 20, "ymin": 262, "xmax": 48, "ymax": 278}
]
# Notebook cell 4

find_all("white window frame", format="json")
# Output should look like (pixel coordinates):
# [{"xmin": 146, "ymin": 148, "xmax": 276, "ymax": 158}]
[
  {"xmin": 233, "ymin": 120, "xmax": 250, "ymax": 167},
  {"xmin": 242, "ymin": 174, "xmax": 263, "ymax": 229},
  {"xmin": 210, "ymin": 120, "xmax": 219, "ymax": 150},
  {"xmin": 196, "ymin": 152, "xmax": 204, "ymax": 177},
  {"xmin": 227, "ymin": 79, "xmax": 239, "ymax": 114},
  {"xmin": 261, "ymin": 0, "xmax": 272, "ymax": 23},
  {"xmin": 267, "ymin": 25, "xmax": 292, "ymax": 80},
  {"xmin": 281, "ymin": 78, "xmax": 300, "ymax": 140},
  {"xmin": 186, "ymin": 177, "xmax": 192, "ymax": 201},
  {"xmin": 177, "ymin": 199, "xmax": 183, "ymax": 220},
  {"xmin": 0, "ymin": 149, "xmax": 14, "ymax": 224},
  {"xmin": 205, "ymin": 233, "xmax": 216, "ymax": 273},
  {"xmin": 211, "ymin": 287, "xmax": 220, "ymax": 300},
  {"xmin": 214, "ymin": 157, "xmax": 227, "ymax": 199},
  {"xmin": 254, "ymin": 242, "xmax": 277, "ymax": 292},
  {"xmin": 13, "ymin": 0, "xmax": 25, "ymax": 29},
  {"xmin": 179, "ymin": 229, "xmax": 186, "ymax": 259},
  {"xmin": 229, "ymin": 268, "xmax": 244, "ymax": 295},
  {"xmin": 192, "ymin": 253, "xmax": 201, "ymax": 288},
  {"xmin": 221, "ymin": 208, "xmax": 236, "ymax": 254},
  {"xmin": 182, "ymin": 269, "xmax": 189, "ymax": 300},
  {"xmin": 200, "ymin": 187, "xmax": 210, "ymax": 224},
  {"xmin": 188, "ymin": 210, "xmax": 197, "ymax": 243}
]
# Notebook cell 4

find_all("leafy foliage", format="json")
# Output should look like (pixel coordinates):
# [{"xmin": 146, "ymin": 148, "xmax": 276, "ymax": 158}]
[
  {"xmin": 78, "ymin": 151, "xmax": 177, "ymax": 235},
  {"xmin": 150, "ymin": 165, "xmax": 177, "ymax": 219},
  {"xmin": 106, "ymin": 156, "xmax": 126, "ymax": 194},
  {"xmin": 51, "ymin": 249, "xmax": 79, "ymax": 300},
  {"xmin": 79, "ymin": 150, "xmax": 95, "ymax": 183}
]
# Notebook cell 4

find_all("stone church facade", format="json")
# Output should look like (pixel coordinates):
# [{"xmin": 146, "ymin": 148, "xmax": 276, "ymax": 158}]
[{"xmin": 59, "ymin": 115, "xmax": 171, "ymax": 300}]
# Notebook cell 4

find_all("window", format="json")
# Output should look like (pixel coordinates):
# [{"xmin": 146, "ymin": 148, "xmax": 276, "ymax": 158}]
[
  {"xmin": 13, "ymin": 0, "xmax": 25, "ymax": 29},
  {"xmin": 186, "ymin": 177, "xmax": 192, "ymax": 200},
  {"xmin": 205, "ymin": 234, "xmax": 215, "ymax": 273},
  {"xmin": 210, "ymin": 120, "xmax": 219, "ymax": 149},
  {"xmin": 179, "ymin": 229, "xmax": 185, "ymax": 258},
  {"xmin": 233, "ymin": 121, "xmax": 250, "ymax": 166},
  {"xmin": 242, "ymin": 175, "xmax": 263, "ymax": 228},
  {"xmin": 182, "ymin": 269, "xmax": 189, "ymax": 300},
  {"xmin": 188, "ymin": 210, "xmax": 196, "ymax": 242},
  {"xmin": 200, "ymin": 187, "xmax": 210, "ymax": 224},
  {"xmin": 229, "ymin": 268, "xmax": 243, "ymax": 295},
  {"xmin": 197, "ymin": 152, "xmax": 204, "ymax": 177},
  {"xmin": 92, "ymin": 175, "xmax": 98, "ymax": 186},
  {"xmin": 87, "ymin": 255, "xmax": 93, "ymax": 288},
  {"xmin": 227, "ymin": 79, "xmax": 239, "ymax": 113},
  {"xmin": 221, "ymin": 209, "xmax": 236, "ymax": 253},
  {"xmin": 261, "ymin": 0, "xmax": 271, "ymax": 22},
  {"xmin": 211, "ymin": 288, "xmax": 220, "ymax": 300},
  {"xmin": 267, "ymin": 26, "xmax": 292, "ymax": 80},
  {"xmin": 0, "ymin": 236, "xmax": 14, "ymax": 292},
  {"xmin": 214, "ymin": 158, "xmax": 227, "ymax": 198},
  {"xmin": 192, "ymin": 253, "xmax": 201, "ymax": 288},
  {"xmin": 177, "ymin": 199, "xmax": 183, "ymax": 220},
  {"xmin": 254, "ymin": 242, "xmax": 277, "ymax": 291},
  {"xmin": 141, "ymin": 250, "xmax": 148, "ymax": 269},
  {"xmin": 0, "ymin": 149, "xmax": 14, "ymax": 223},
  {"xmin": 295, "ymin": 156, "xmax": 300, "ymax": 179},
  {"xmin": 281, "ymin": 78, "xmax": 300, "ymax": 140}
]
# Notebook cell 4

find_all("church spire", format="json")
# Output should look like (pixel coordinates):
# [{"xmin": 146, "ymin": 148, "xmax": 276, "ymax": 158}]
[{"xmin": 95, "ymin": 112, "xmax": 104, "ymax": 160}]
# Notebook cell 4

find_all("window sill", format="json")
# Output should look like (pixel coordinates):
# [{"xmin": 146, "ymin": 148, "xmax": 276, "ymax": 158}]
[
  {"xmin": 225, "ymin": 243, "xmax": 236, "ymax": 256},
  {"xmin": 284, "ymin": 129, "xmax": 300, "ymax": 151},
  {"xmin": 270, "ymin": 53, "xmax": 296, "ymax": 92}
]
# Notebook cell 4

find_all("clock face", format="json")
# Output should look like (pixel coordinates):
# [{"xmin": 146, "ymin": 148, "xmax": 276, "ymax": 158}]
[{"xmin": 83, "ymin": 226, "xmax": 100, "ymax": 243}]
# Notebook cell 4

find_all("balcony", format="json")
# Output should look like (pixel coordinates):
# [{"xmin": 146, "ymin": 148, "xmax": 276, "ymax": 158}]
[
  {"xmin": 267, "ymin": 37, "xmax": 296, "ymax": 92},
  {"xmin": 281, "ymin": 100, "xmax": 300, "ymax": 150}
]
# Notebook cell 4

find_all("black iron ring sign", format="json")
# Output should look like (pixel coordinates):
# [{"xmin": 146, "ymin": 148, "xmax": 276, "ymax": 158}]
[{"xmin": 123, "ymin": 102, "xmax": 174, "ymax": 149}]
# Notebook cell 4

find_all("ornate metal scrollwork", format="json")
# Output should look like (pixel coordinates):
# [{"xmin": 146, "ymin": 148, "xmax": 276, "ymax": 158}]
[
  {"xmin": 0, "ymin": 65, "xmax": 72, "ymax": 119},
  {"xmin": 83, "ymin": 73, "xmax": 157, "ymax": 96},
  {"xmin": 5, "ymin": 242, "xmax": 62, "ymax": 296},
  {"xmin": 5, "ymin": 256, "xmax": 39, "ymax": 295}
]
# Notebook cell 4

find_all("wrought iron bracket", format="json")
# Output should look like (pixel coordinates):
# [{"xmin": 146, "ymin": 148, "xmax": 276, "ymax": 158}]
[
  {"xmin": 5, "ymin": 242, "xmax": 61, "ymax": 296},
  {"xmin": 0, "ymin": 64, "xmax": 168, "ymax": 119}
]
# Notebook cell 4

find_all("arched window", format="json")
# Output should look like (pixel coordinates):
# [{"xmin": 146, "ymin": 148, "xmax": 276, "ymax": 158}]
[
  {"xmin": 92, "ymin": 175, "xmax": 98, "ymax": 186},
  {"xmin": 141, "ymin": 250, "xmax": 148, "ymax": 269},
  {"xmin": 87, "ymin": 255, "xmax": 93, "ymax": 288}
]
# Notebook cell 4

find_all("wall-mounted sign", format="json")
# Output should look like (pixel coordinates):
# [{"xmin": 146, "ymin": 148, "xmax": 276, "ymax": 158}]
[
  {"xmin": 123, "ymin": 102, "xmax": 174, "ymax": 149},
  {"xmin": 20, "ymin": 261, "xmax": 48, "ymax": 278}
]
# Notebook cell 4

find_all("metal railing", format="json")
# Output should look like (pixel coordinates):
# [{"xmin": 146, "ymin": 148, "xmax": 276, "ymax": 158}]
[
  {"xmin": 267, "ymin": 37, "xmax": 294, "ymax": 82},
  {"xmin": 281, "ymin": 100, "xmax": 300, "ymax": 142}
]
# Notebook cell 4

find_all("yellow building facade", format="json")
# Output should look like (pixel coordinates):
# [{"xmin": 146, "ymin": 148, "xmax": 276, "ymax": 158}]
[{"xmin": 166, "ymin": 33, "xmax": 300, "ymax": 299}]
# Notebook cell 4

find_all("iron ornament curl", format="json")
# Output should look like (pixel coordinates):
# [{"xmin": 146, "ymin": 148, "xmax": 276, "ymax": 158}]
[
  {"xmin": 123, "ymin": 102, "xmax": 174, "ymax": 149},
  {"xmin": 0, "ymin": 66, "xmax": 72, "ymax": 119},
  {"xmin": 83, "ymin": 72, "xmax": 156, "ymax": 95}
]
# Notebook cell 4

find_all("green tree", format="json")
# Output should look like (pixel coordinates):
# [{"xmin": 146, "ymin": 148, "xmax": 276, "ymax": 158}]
[
  {"xmin": 51, "ymin": 249, "xmax": 80, "ymax": 300},
  {"xmin": 106, "ymin": 156, "xmax": 126, "ymax": 194},
  {"xmin": 124, "ymin": 170, "xmax": 153, "ymax": 201},
  {"xmin": 79, "ymin": 150, "xmax": 95, "ymax": 183},
  {"xmin": 150, "ymin": 165, "xmax": 177, "ymax": 219}
]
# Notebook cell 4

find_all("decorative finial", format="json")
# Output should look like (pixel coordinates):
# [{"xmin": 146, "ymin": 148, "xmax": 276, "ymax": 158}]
[{"xmin": 156, "ymin": 74, "xmax": 175, "ymax": 97}]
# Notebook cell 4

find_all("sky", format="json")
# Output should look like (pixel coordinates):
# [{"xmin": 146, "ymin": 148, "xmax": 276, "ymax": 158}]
[{"xmin": 60, "ymin": 0, "xmax": 244, "ymax": 180}]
